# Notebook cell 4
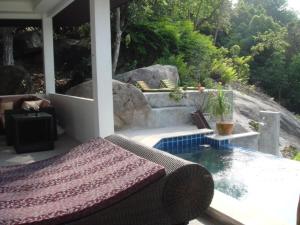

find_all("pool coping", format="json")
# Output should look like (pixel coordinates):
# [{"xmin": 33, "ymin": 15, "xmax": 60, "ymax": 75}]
[
  {"xmin": 119, "ymin": 128, "xmax": 289, "ymax": 225},
  {"xmin": 121, "ymin": 128, "xmax": 214, "ymax": 148},
  {"xmin": 206, "ymin": 132, "xmax": 259, "ymax": 141}
]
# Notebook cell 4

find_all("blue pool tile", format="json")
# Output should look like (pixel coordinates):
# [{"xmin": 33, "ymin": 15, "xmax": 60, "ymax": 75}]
[
  {"xmin": 175, "ymin": 143, "xmax": 179, "ymax": 153},
  {"xmin": 172, "ymin": 142, "xmax": 176, "ymax": 151},
  {"xmin": 208, "ymin": 138, "xmax": 212, "ymax": 145},
  {"xmin": 154, "ymin": 133, "xmax": 232, "ymax": 154},
  {"xmin": 199, "ymin": 138, "xmax": 204, "ymax": 145}
]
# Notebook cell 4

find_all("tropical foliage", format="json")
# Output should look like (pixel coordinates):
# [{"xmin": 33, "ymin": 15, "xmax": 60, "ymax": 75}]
[
  {"xmin": 207, "ymin": 83, "xmax": 232, "ymax": 121},
  {"xmin": 112, "ymin": 0, "xmax": 300, "ymax": 114},
  {"xmin": 1, "ymin": 0, "xmax": 300, "ymax": 114}
]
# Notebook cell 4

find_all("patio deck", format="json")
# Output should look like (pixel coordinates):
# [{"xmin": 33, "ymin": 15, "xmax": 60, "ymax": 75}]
[
  {"xmin": 118, "ymin": 125, "xmax": 213, "ymax": 147},
  {"xmin": 0, "ymin": 134, "xmax": 80, "ymax": 166}
]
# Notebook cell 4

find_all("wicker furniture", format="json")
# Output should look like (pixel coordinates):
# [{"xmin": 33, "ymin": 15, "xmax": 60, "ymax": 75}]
[
  {"xmin": 0, "ymin": 138, "xmax": 166, "ymax": 224},
  {"xmin": 0, "ymin": 134, "xmax": 214, "ymax": 225},
  {"xmin": 160, "ymin": 79, "xmax": 177, "ymax": 89},
  {"xmin": 11, "ymin": 112, "xmax": 54, "ymax": 153},
  {"xmin": 5, "ymin": 106, "xmax": 57, "ymax": 146},
  {"xmin": 136, "ymin": 80, "xmax": 173, "ymax": 92},
  {"xmin": 66, "ymin": 134, "xmax": 214, "ymax": 225}
]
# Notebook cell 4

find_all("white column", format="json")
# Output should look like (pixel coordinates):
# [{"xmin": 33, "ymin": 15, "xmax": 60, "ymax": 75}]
[
  {"xmin": 42, "ymin": 15, "xmax": 56, "ymax": 94},
  {"xmin": 90, "ymin": 0, "xmax": 114, "ymax": 138},
  {"xmin": 258, "ymin": 111, "xmax": 280, "ymax": 156}
]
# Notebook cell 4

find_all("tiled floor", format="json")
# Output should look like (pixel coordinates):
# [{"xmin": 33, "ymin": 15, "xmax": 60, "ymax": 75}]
[
  {"xmin": 118, "ymin": 125, "xmax": 213, "ymax": 147},
  {"xmin": 0, "ymin": 134, "xmax": 79, "ymax": 166}
]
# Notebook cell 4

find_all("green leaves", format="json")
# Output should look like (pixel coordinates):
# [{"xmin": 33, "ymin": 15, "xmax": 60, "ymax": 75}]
[
  {"xmin": 119, "ymin": 0, "xmax": 300, "ymax": 113},
  {"xmin": 211, "ymin": 59, "xmax": 238, "ymax": 84},
  {"xmin": 208, "ymin": 84, "xmax": 232, "ymax": 121},
  {"xmin": 156, "ymin": 54, "xmax": 194, "ymax": 86}
]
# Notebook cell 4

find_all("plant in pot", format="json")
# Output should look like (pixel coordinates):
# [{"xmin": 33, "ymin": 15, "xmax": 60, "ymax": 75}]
[{"xmin": 208, "ymin": 83, "xmax": 234, "ymax": 135}]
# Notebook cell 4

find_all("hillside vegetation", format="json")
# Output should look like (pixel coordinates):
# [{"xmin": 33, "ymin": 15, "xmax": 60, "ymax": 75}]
[
  {"xmin": 108, "ymin": 0, "xmax": 300, "ymax": 114},
  {"xmin": 1, "ymin": 0, "xmax": 300, "ymax": 114}
]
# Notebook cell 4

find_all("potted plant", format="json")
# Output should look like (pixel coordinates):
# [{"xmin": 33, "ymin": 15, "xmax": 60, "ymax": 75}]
[{"xmin": 208, "ymin": 83, "xmax": 233, "ymax": 135}]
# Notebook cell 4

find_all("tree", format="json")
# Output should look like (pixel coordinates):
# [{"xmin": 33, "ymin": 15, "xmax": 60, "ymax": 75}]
[
  {"xmin": 211, "ymin": 0, "xmax": 232, "ymax": 45},
  {"xmin": 0, "ymin": 27, "xmax": 16, "ymax": 65},
  {"xmin": 286, "ymin": 21, "xmax": 300, "ymax": 60},
  {"xmin": 112, "ymin": 7, "xmax": 126, "ymax": 75},
  {"xmin": 244, "ymin": 0, "xmax": 297, "ymax": 25},
  {"xmin": 250, "ymin": 29, "xmax": 289, "ymax": 102},
  {"xmin": 287, "ymin": 53, "xmax": 300, "ymax": 112},
  {"xmin": 224, "ymin": 0, "xmax": 265, "ymax": 54}
]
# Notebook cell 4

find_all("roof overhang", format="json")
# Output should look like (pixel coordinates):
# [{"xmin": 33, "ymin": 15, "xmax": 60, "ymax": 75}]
[
  {"xmin": 0, "ymin": 0, "xmax": 75, "ymax": 19},
  {"xmin": 0, "ymin": 0, "xmax": 129, "ymax": 27}
]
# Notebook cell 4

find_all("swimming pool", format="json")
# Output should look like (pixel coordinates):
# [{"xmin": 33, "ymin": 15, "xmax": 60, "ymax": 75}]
[{"xmin": 154, "ymin": 134, "xmax": 300, "ymax": 225}]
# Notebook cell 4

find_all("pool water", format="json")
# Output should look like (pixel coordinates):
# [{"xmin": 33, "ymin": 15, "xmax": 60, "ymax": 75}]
[{"xmin": 175, "ymin": 145, "xmax": 300, "ymax": 225}]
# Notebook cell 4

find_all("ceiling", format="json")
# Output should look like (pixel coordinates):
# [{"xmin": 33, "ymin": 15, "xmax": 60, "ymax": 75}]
[{"xmin": 0, "ymin": 0, "xmax": 130, "ymax": 27}]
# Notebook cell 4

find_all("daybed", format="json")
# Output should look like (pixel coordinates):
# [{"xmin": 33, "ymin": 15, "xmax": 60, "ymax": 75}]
[{"xmin": 0, "ymin": 134, "xmax": 214, "ymax": 225}]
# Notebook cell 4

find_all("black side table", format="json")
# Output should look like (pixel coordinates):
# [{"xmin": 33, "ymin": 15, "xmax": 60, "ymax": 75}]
[{"xmin": 12, "ymin": 112, "xmax": 54, "ymax": 153}]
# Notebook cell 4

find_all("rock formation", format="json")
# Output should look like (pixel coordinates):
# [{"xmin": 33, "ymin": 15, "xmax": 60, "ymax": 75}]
[
  {"xmin": 0, "ymin": 66, "xmax": 32, "ymax": 95},
  {"xmin": 233, "ymin": 89, "xmax": 300, "ymax": 150},
  {"xmin": 66, "ymin": 79, "xmax": 151, "ymax": 130},
  {"xmin": 114, "ymin": 64, "xmax": 179, "ymax": 88}
]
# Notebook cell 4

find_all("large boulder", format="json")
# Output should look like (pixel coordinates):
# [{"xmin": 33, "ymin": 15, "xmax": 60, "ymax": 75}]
[
  {"xmin": 0, "ymin": 66, "xmax": 32, "ymax": 95},
  {"xmin": 113, "ymin": 80, "xmax": 151, "ymax": 130},
  {"xmin": 66, "ymin": 80, "xmax": 93, "ymax": 98},
  {"xmin": 66, "ymin": 80, "xmax": 151, "ymax": 130},
  {"xmin": 114, "ymin": 64, "xmax": 179, "ymax": 88},
  {"xmin": 14, "ymin": 31, "xmax": 43, "ymax": 55},
  {"xmin": 233, "ymin": 89, "xmax": 300, "ymax": 150}
]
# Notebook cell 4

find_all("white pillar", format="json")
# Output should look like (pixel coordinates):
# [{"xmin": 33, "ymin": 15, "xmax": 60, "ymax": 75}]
[
  {"xmin": 258, "ymin": 111, "xmax": 280, "ymax": 156},
  {"xmin": 90, "ymin": 0, "xmax": 114, "ymax": 138},
  {"xmin": 42, "ymin": 15, "xmax": 56, "ymax": 94}
]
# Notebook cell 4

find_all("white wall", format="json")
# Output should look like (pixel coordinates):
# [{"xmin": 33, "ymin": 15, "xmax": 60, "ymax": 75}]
[{"xmin": 49, "ymin": 94, "xmax": 96, "ymax": 143}]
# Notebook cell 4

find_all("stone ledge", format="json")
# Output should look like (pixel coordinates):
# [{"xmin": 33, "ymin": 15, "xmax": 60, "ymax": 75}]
[{"xmin": 206, "ymin": 132, "xmax": 259, "ymax": 141}]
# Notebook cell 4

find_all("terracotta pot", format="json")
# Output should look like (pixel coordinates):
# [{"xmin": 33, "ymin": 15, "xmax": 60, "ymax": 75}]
[{"xmin": 216, "ymin": 122, "xmax": 234, "ymax": 136}]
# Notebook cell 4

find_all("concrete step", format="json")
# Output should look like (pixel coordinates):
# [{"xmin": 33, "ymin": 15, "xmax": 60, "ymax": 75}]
[
  {"xmin": 144, "ymin": 91, "xmax": 204, "ymax": 108},
  {"xmin": 144, "ymin": 90, "xmax": 233, "ymax": 108}
]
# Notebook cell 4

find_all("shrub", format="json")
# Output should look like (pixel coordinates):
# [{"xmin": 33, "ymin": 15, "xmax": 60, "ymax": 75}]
[
  {"xmin": 169, "ymin": 87, "xmax": 186, "ymax": 102},
  {"xmin": 120, "ymin": 20, "xmax": 221, "ymax": 83},
  {"xmin": 156, "ymin": 54, "xmax": 194, "ymax": 86},
  {"xmin": 202, "ymin": 77, "xmax": 216, "ymax": 88},
  {"xmin": 294, "ymin": 152, "xmax": 300, "ymax": 161},
  {"xmin": 210, "ymin": 59, "xmax": 238, "ymax": 84}
]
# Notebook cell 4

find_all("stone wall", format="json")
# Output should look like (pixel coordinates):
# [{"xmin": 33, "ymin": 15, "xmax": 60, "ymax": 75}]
[
  {"xmin": 128, "ymin": 89, "xmax": 234, "ymax": 130},
  {"xmin": 66, "ymin": 79, "xmax": 234, "ymax": 131}
]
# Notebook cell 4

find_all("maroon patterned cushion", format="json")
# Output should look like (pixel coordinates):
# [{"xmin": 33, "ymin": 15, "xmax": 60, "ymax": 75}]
[{"xmin": 0, "ymin": 138, "xmax": 165, "ymax": 225}]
